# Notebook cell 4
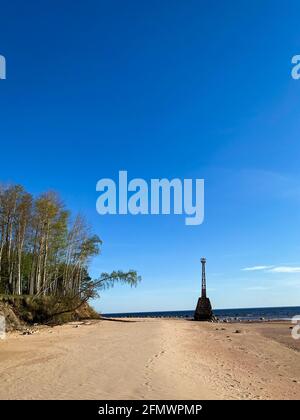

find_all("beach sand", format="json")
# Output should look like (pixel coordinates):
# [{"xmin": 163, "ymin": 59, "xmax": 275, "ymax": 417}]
[{"xmin": 0, "ymin": 318, "xmax": 299, "ymax": 400}]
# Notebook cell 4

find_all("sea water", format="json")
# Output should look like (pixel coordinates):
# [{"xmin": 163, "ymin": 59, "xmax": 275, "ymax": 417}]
[{"xmin": 104, "ymin": 306, "xmax": 300, "ymax": 321}]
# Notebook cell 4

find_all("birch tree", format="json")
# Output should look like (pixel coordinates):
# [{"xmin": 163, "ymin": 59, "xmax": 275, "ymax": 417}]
[{"xmin": 0, "ymin": 183, "xmax": 139, "ymax": 303}]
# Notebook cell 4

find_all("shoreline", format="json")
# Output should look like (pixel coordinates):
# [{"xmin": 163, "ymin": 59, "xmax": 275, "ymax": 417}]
[
  {"xmin": 0, "ymin": 318, "xmax": 299, "ymax": 400},
  {"xmin": 104, "ymin": 316, "xmax": 293, "ymax": 322}
]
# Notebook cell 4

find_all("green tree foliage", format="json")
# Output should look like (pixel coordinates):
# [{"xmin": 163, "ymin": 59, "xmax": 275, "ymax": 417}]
[{"xmin": 0, "ymin": 184, "xmax": 140, "ymax": 300}]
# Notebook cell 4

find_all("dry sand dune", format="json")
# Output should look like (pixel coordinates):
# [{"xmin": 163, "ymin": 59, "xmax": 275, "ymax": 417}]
[{"xmin": 0, "ymin": 318, "xmax": 299, "ymax": 400}]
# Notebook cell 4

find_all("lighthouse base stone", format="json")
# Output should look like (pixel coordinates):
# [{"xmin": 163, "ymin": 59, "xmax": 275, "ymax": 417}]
[{"xmin": 194, "ymin": 297, "xmax": 213, "ymax": 321}]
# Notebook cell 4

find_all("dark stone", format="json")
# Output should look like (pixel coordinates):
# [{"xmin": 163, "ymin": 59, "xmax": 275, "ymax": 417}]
[{"xmin": 194, "ymin": 297, "xmax": 213, "ymax": 321}]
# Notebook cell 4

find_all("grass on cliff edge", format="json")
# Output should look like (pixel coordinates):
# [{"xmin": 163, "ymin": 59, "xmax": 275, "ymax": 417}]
[{"xmin": 0, "ymin": 294, "xmax": 100, "ymax": 325}]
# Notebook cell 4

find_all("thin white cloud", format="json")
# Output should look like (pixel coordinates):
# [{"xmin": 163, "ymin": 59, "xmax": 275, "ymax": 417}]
[
  {"xmin": 242, "ymin": 265, "xmax": 300, "ymax": 274},
  {"xmin": 268, "ymin": 266, "xmax": 300, "ymax": 273},
  {"xmin": 242, "ymin": 265, "xmax": 273, "ymax": 271},
  {"xmin": 245, "ymin": 286, "xmax": 270, "ymax": 291}
]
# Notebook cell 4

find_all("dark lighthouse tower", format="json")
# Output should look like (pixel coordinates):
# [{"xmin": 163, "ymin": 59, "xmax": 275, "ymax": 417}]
[{"xmin": 194, "ymin": 258, "xmax": 213, "ymax": 321}]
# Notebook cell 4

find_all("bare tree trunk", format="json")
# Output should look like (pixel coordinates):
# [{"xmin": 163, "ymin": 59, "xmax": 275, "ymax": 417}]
[{"xmin": 42, "ymin": 223, "xmax": 49, "ymax": 295}]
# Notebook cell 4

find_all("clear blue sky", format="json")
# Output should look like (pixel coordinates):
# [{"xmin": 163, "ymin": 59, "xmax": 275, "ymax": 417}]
[{"xmin": 1, "ymin": 1, "xmax": 300, "ymax": 312}]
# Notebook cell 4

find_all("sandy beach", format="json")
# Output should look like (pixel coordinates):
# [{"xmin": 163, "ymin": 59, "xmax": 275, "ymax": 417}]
[{"xmin": 0, "ymin": 318, "xmax": 299, "ymax": 400}]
